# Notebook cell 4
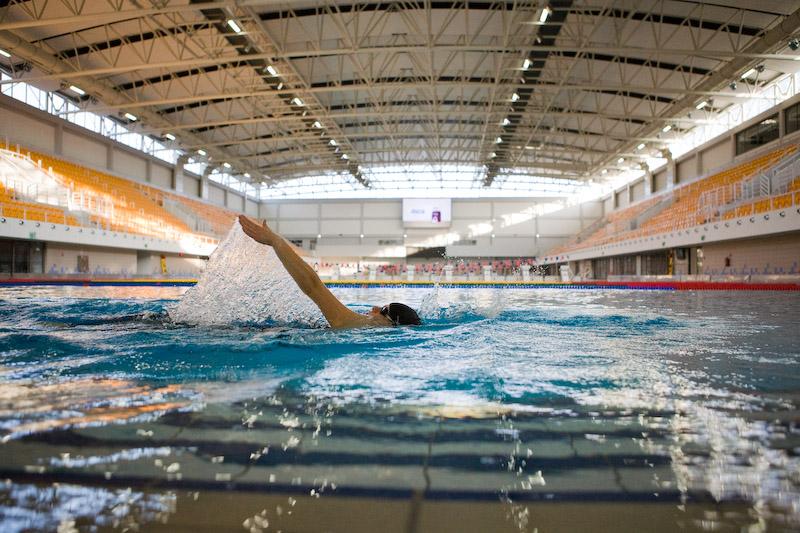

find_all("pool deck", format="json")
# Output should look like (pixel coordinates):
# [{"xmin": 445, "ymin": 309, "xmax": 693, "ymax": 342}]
[{"xmin": 1, "ymin": 278, "xmax": 799, "ymax": 290}]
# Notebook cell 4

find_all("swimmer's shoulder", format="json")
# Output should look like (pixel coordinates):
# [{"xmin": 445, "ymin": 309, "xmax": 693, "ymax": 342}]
[{"xmin": 328, "ymin": 312, "xmax": 386, "ymax": 329}]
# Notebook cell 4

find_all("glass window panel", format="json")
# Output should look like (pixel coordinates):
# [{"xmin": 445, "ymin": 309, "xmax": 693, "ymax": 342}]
[
  {"xmin": 735, "ymin": 115, "xmax": 779, "ymax": 155},
  {"xmin": 0, "ymin": 241, "xmax": 12, "ymax": 274}
]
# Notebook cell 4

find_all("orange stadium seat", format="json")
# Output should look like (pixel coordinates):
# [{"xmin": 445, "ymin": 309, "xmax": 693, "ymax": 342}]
[
  {"xmin": 551, "ymin": 145, "xmax": 798, "ymax": 256},
  {"xmin": 1, "ymin": 144, "xmax": 230, "ymax": 243}
]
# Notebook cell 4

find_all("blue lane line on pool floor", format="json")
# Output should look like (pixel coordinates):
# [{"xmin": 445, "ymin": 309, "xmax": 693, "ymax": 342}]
[{"xmin": 0, "ymin": 470, "xmax": 738, "ymax": 503}]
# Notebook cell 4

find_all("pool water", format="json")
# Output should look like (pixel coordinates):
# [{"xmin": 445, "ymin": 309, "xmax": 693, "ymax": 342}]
[{"xmin": 0, "ymin": 286, "xmax": 798, "ymax": 532}]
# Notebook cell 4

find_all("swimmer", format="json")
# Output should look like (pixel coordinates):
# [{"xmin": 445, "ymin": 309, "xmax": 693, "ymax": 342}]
[{"xmin": 239, "ymin": 215, "xmax": 422, "ymax": 328}]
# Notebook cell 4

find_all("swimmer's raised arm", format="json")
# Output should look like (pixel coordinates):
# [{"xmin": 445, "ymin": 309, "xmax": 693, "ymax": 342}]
[{"xmin": 238, "ymin": 215, "xmax": 372, "ymax": 328}]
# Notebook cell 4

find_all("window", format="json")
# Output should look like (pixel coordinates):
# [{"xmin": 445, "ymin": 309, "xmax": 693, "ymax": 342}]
[
  {"xmin": 12, "ymin": 242, "xmax": 30, "ymax": 273},
  {"xmin": 592, "ymin": 258, "xmax": 609, "ymax": 279},
  {"xmin": 0, "ymin": 240, "xmax": 45, "ymax": 274},
  {"xmin": 641, "ymin": 253, "xmax": 669, "ymax": 275},
  {"xmin": 735, "ymin": 115, "xmax": 779, "ymax": 155},
  {"xmin": 0, "ymin": 241, "xmax": 11, "ymax": 274},
  {"xmin": 610, "ymin": 255, "xmax": 637, "ymax": 275},
  {"xmin": 785, "ymin": 102, "xmax": 800, "ymax": 135}
]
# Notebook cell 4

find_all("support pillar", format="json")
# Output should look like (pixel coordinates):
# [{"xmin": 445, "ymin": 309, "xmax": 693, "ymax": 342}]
[
  {"xmin": 640, "ymin": 163, "xmax": 653, "ymax": 197},
  {"xmin": 172, "ymin": 154, "xmax": 189, "ymax": 193},
  {"xmin": 106, "ymin": 142, "xmax": 114, "ymax": 171},
  {"xmin": 661, "ymin": 149, "xmax": 676, "ymax": 189},
  {"xmin": 54, "ymin": 123, "xmax": 63, "ymax": 155},
  {"xmin": 201, "ymin": 166, "xmax": 215, "ymax": 201}
]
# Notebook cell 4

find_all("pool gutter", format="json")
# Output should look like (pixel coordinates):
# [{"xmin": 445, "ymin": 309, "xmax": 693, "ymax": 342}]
[{"xmin": 0, "ymin": 278, "xmax": 799, "ymax": 290}]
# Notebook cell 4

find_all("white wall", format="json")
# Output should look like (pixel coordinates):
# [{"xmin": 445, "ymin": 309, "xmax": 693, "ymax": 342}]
[
  {"xmin": 0, "ymin": 105, "xmax": 56, "ymax": 153},
  {"xmin": 113, "ymin": 148, "xmax": 147, "ymax": 182},
  {"xmin": 209, "ymin": 184, "xmax": 225, "ymax": 205},
  {"xmin": 245, "ymin": 199, "xmax": 258, "ymax": 215},
  {"xmin": 701, "ymin": 139, "xmax": 731, "ymax": 173},
  {"xmin": 151, "ymin": 164, "xmax": 172, "ymax": 189},
  {"xmin": 62, "ymin": 130, "xmax": 107, "ymax": 169},
  {"xmin": 260, "ymin": 198, "xmax": 601, "ymax": 258},
  {"xmin": 45, "ymin": 243, "xmax": 137, "ymax": 276}
]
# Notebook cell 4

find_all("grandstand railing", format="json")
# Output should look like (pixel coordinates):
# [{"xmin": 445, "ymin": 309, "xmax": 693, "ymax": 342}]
[
  {"xmin": 704, "ymin": 149, "xmax": 800, "ymax": 221},
  {"xmin": 0, "ymin": 147, "xmax": 220, "ymax": 247}
]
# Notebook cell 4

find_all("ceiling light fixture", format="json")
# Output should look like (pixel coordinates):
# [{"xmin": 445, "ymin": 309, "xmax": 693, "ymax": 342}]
[
  {"xmin": 617, "ymin": 157, "xmax": 625, "ymax": 164},
  {"xmin": 276, "ymin": 82, "xmax": 284, "ymax": 90},
  {"xmin": 601, "ymin": 169, "xmax": 608, "ymax": 174},
  {"xmin": 312, "ymin": 121, "xmax": 322, "ymax": 128},
  {"xmin": 636, "ymin": 143, "xmax": 645, "ymax": 150},
  {"xmin": 223, "ymin": 162, "xmax": 232, "ymax": 169},
  {"xmin": 265, "ymin": 65, "xmax": 278, "ymax": 76},
  {"xmin": 226, "ymin": 19, "xmax": 243, "ymax": 33},
  {"xmin": 342, "ymin": 154, "xmax": 349, "ymax": 160},
  {"xmin": 522, "ymin": 58, "xmax": 532, "ymax": 70},
  {"xmin": 539, "ymin": 6, "xmax": 552, "ymax": 23},
  {"xmin": 124, "ymin": 112, "xmax": 137, "ymax": 121},
  {"xmin": 291, "ymin": 97, "xmax": 304, "ymax": 106},
  {"xmin": 0, "ymin": 49, "xmax": 10, "ymax": 58},
  {"xmin": 662, "ymin": 124, "xmax": 672, "ymax": 132},
  {"xmin": 490, "ymin": 152, "xmax": 497, "ymax": 158},
  {"xmin": 502, "ymin": 117, "xmax": 511, "ymax": 126},
  {"xmin": 68, "ymin": 85, "xmax": 85, "ymax": 96},
  {"xmin": 197, "ymin": 149, "xmax": 207, "ymax": 156},
  {"xmin": 741, "ymin": 68, "xmax": 756, "ymax": 79},
  {"xmin": 244, "ymin": 172, "xmax": 251, "ymax": 178},
  {"xmin": 495, "ymin": 136, "xmax": 503, "ymax": 143},
  {"xmin": 164, "ymin": 133, "xmax": 176, "ymax": 141},
  {"xmin": 695, "ymin": 100, "xmax": 708, "ymax": 110},
  {"xmin": 511, "ymin": 92, "xmax": 520, "ymax": 102},
  {"xmin": 329, "ymin": 139, "xmax": 337, "ymax": 146}
]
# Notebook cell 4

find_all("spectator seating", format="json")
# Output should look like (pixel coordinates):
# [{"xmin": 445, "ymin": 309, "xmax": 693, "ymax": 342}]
[
  {"xmin": 548, "ymin": 144, "xmax": 799, "ymax": 257},
  {"xmin": 1, "ymin": 143, "xmax": 235, "ymax": 242}
]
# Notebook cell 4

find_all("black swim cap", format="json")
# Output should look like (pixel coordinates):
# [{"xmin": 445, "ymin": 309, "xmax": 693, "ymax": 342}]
[{"xmin": 381, "ymin": 303, "xmax": 422, "ymax": 326}]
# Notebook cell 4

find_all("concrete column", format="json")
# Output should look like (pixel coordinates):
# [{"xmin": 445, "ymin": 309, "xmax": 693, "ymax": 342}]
[
  {"xmin": 172, "ymin": 155, "xmax": 188, "ymax": 193},
  {"xmin": 106, "ymin": 142, "xmax": 114, "ymax": 170},
  {"xmin": 54, "ymin": 123, "xmax": 63, "ymax": 155},
  {"xmin": 640, "ymin": 163, "xmax": 653, "ymax": 196},
  {"xmin": 661, "ymin": 149, "xmax": 676, "ymax": 189},
  {"xmin": 201, "ymin": 166, "xmax": 215, "ymax": 201},
  {"xmin": 695, "ymin": 153, "xmax": 702, "ymax": 179}
]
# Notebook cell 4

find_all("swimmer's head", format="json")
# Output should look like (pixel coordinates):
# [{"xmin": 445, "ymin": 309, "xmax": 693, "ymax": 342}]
[{"xmin": 372, "ymin": 302, "xmax": 422, "ymax": 326}]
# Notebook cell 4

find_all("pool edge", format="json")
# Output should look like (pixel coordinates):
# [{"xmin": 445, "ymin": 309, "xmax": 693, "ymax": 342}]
[{"xmin": 0, "ymin": 278, "xmax": 799, "ymax": 290}]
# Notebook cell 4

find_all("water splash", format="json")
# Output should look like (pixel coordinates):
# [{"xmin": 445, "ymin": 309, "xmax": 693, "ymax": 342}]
[
  {"xmin": 169, "ymin": 222, "xmax": 326, "ymax": 327},
  {"xmin": 417, "ymin": 285, "xmax": 507, "ymax": 322},
  {"xmin": 416, "ymin": 283, "xmax": 441, "ymax": 320}
]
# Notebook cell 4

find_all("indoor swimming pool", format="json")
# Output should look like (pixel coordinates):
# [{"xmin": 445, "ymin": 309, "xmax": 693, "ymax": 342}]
[{"xmin": 0, "ymin": 286, "xmax": 798, "ymax": 532}]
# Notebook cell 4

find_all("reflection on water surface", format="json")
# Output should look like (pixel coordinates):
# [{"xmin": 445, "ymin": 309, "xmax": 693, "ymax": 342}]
[{"xmin": 0, "ymin": 287, "xmax": 798, "ymax": 532}]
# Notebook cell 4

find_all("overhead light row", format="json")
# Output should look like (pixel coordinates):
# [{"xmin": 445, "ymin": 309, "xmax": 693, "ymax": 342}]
[
  {"xmin": 226, "ymin": 19, "xmax": 243, "ymax": 34},
  {"xmin": 538, "ymin": 6, "xmax": 552, "ymax": 24}
]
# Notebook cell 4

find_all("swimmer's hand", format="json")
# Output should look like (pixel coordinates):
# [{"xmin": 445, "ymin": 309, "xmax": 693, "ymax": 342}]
[{"xmin": 239, "ymin": 215, "xmax": 277, "ymax": 246}]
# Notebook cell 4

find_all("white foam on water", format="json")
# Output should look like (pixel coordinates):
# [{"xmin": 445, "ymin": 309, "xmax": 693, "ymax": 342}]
[
  {"xmin": 416, "ymin": 284, "xmax": 507, "ymax": 321},
  {"xmin": 416, "ymin": 284, "xmax": 441, "ymax": 320},
  {"xmin": 169, "ymin": 222, "xmax": 326, "ymax": 327}
]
